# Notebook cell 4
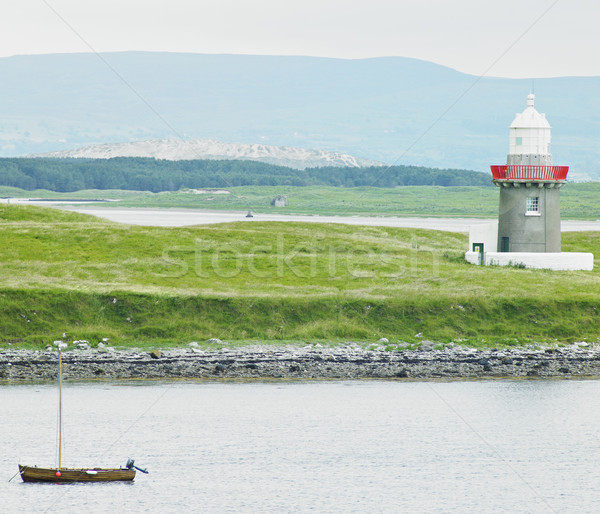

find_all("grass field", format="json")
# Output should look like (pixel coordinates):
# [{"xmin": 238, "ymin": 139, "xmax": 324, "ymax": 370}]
[
  {"xmin": 1, "ymin": 204, "xmax": 600, "ymax": 350},
  {"xmin": 2, "ymin": 182, "xmax": 600, "ymax": 219}
]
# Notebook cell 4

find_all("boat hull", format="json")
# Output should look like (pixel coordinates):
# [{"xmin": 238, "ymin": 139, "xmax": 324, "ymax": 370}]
[{"xmin": 18, "ymin": 465, "xmax": 135, "ymax": 482}]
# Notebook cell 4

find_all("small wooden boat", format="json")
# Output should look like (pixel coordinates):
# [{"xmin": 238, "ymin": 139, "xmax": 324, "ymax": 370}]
[
  {"xmin": 18, "ymin": 465, "xmax": 135, "ymax": 483},
  {"xmin": 18, "ymin": 347, "xmax": 146, "ymax": 483}
]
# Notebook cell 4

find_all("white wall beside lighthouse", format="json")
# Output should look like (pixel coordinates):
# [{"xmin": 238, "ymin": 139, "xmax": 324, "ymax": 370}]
[
  {"xmin": 468, "ymin": 222, "xmax": 498, "ymax": 253},
  {"xmin": 467, "ymin": 252, "xmax": 594, "ymax": 271}
]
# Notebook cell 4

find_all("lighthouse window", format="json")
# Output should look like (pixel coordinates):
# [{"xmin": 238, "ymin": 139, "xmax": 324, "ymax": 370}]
[
  {"xmin": 516, "ymin": 137, "xmax": 523, "ymax": 145},
  {"xmin": 526, "ymin": 196, "xmax": 539, "ymax": 213}
]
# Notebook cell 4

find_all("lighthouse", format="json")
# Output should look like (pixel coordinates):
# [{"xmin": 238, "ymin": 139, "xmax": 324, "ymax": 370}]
[
  {"xmin": 465, "ymin": 94, "xmax": 593, "ymax": 270},
  {"xmin": 491, "ymin": 94, "xmax": 568, "ymax": 252}
]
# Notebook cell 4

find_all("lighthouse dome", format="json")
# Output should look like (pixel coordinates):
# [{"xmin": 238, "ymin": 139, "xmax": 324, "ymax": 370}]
[
  {"xmin": 509, "ymin": 94, "xmax": 551, "ymax": 129},
  {"xmin": 507, "ymin": 94, "xmax": 552, "ymax": 165}
]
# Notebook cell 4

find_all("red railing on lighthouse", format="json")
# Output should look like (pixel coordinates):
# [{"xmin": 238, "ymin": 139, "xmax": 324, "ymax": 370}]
[{"xmin": 490, "ymin": 165, "xmax": 569, "ymax": 181}]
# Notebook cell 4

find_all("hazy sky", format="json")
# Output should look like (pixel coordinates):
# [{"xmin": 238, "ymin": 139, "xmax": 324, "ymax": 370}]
[{"xmin": 1, "ymin": 0, "xmax": 598, "ymax": 78}]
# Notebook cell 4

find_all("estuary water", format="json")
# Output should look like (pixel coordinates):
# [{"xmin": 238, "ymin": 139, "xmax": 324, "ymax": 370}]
[
  {"xmin": 3, "ymin": 199, "xmax": 600, "ymax": 231},
  {"xmin": 2, "ymin": 380, "xmax": 600, "ymax": 513},
  {"xmin": 61, "ymin": 206, "xmax": 600, "ymax": 231}
]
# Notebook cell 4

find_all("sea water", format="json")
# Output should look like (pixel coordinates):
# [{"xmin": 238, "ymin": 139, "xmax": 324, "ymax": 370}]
[{"xmin": 2, "ymin": 380, "xmax": 600, "ymax": 513}]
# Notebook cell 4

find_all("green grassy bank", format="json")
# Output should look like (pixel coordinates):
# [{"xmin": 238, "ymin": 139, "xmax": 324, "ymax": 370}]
[{"xmin": 1, "ymin": 204, "xmax": 600, "ymax": 349}]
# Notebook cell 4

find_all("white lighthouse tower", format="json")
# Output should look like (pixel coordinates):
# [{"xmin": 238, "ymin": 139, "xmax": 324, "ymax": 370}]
[
  {"xmin": 492, "ymin": 93, "xmax": 566, "ymax": 253},
  {"xmin": 465, "ymin": 94, "xmax": 593, "ymax": 270}
]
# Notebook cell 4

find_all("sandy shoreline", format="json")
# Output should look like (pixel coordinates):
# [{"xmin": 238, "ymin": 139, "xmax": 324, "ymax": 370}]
[{"xmin": 2, "ymin": 343, "xmax": 600, "ymax": 381}]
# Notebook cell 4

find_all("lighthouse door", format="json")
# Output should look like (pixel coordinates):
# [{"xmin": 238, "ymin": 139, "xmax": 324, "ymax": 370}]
[
  {"xmin": 500, "ymin": 237, "xmax": 510, "ymax": 252},
  {"xmin": 472, "ymin": 243, "xmax": 484, "ymax": 265}
]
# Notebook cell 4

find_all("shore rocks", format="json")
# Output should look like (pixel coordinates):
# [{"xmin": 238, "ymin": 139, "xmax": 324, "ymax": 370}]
[{"xmin": 2, "ymin": 343, "xmax": 600, "ymax": 382}]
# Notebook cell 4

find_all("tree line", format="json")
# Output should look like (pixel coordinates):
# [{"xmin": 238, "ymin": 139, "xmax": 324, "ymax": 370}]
[{"xmin": 0, "ymin": 157, "xmax": 493, "ymax": 192}]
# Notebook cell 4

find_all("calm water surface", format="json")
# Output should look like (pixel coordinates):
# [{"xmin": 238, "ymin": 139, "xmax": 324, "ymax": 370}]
[
  {"xmin": 2, "ymin": 380, "xmax": 600, "ymax": 513},
  {"xmin": 57, "ymin": 206, "xmax": 600, "ymax": 231}
]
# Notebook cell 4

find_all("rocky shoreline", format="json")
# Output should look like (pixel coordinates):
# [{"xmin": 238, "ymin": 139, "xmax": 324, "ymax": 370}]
[{"xmin": 2, "ymin": 342, "xmax": 600, "ymax": 381}]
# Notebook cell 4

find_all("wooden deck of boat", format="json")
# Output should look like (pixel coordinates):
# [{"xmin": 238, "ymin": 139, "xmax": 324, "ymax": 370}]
[{"xmin": 19, "ymin": 465, "xmax": 135, "ymax": 482}]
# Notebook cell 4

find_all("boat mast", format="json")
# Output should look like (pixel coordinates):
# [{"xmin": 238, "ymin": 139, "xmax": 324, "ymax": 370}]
[{"xmin": 58, "ymin": 347, "xmax": 62, "ymax": 471}]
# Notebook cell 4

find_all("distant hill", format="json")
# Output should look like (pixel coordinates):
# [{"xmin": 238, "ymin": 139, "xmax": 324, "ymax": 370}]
[
  {"xmin": 0, "ymin": 157, "xmax": 493, "ymax": 192},
  {"xmin": 0, "ymin": 52, "xmax": 598, "ymax": 180},
  {"xmin": 31, "ymin": 138, "xmax": 383, "ymax": 170}
]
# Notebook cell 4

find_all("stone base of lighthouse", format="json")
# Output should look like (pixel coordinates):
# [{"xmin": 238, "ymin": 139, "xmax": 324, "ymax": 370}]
[{"xmin": 497, "ymin": 181, "xmax": 562, "ymax": 253}]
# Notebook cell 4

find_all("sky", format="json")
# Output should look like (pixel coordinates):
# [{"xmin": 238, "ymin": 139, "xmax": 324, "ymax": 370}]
[{"xmin": 1, "ymin": 0, "xmax": 599, "ymax": 78}]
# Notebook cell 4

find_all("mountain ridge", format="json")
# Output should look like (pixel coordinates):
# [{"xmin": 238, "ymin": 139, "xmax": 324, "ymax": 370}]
[
  {"xmin": 1, "ymin": 52, "xmax": 598, "ymax": 179},
  {"xmin": 31, "ymin": 138, "xmax": 384, "ymax": 170}
]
